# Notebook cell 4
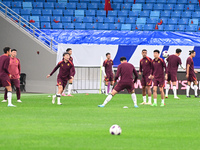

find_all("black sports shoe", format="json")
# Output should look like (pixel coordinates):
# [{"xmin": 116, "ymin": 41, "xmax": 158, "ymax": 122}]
[
  {"xmin": 187, "ymin": 96, "xmax": 191, "ymax": 98},
  {"xmin": 195, "ymin": 95, "xmax": 200, "ymax": 98}
]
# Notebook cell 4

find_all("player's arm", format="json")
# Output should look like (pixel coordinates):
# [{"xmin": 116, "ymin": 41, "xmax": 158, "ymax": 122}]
[
  {"xmin": 47, "ymin": 63, "xmax": 60, "ymax": 78},
  {"xmin": 139, "ymin": 61, "xmax": 142, "ymax": 75},
  {"xmin": 102, "ymin": 61, "xmax": 106, "ymax": 76},
  {"xmin": 133, "ymin": 67, "xmax": 138, "ymax": 83},
  {"xmin": 3, "ymin": 57, "xmax": 10, "ymax": 75},
  {"xmin": 149, "ymin": 61, "xmax": 154, "ymax": 79},
  {"xmin": 179, "ymin": 58, "xmax": 185, "ymax": 70},
  {"xmin": 70, "ymin": 64, "xmax": 76, "ymax": 78},
  {"xmin": 163, "ymin": 59, "xmax": 168, "ymax": 80},
  {"xmin": 114, "ymin": 66, "xmax": 121, "ymax": 81},
  {"xmin": 18, "ymin": 59, "xmax": 21, "ymax": 75},
  {"xmin": 186, "ymin": 64, "xmax": 190, "ymax": 78}
]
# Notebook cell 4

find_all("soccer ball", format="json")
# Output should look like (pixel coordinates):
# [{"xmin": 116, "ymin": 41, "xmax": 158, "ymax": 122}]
[
  {"xmin": 162, "ymin": 50, "xmax": 169, "ymax": 58},
  {"xmin": 109, "ymin": 124, "xmax": 122, "ymax": 135}
]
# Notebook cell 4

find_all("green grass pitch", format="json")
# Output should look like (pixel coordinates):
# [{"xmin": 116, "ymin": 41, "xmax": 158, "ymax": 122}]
[{"xmin": 0, "ymin": 93, "xmax": 200, "ymax": 150}]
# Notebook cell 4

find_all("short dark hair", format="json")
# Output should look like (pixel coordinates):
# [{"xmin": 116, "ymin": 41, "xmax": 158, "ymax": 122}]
[
  {"xmin": 11, "ymin": 49, "xmax": 17, "ymax": 52},
  {"xmin": 189, "ymin": 50, "xmax": 195, "ymax": 55},
  {"xmin": 154, "ymin": 50, "xmax": 160, "ymax": 54},
  {"xmin": 3, "ymin": 47, "xmax": 11, "ymax": 54},
  {"xmin": 176, "ymin": 49, "xmax": 182, "ymax": 54},
  {"xmin": 106, "ymin": 53, "xmax": 110, "ymax": 56},
  {"xmin": 66, "ymin": 48, "xmax": 72, "ymax": 52},
  {"xmin": 120, "ymin": 56, "xmax": 127, "ymax": 61},
  {"xmin": 63, "ymin": 52, "xmax": 70, "ymax": 57},
  {"xmin": 142, "ymin": 49, "xmax": 147, "ymax": 52}
]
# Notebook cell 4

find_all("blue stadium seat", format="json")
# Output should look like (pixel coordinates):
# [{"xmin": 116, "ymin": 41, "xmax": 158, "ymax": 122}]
[
  {"xmin": 164, "ymin": 4, "xmax": 174, "ymax": 10},
  {"xmin": 174, "ymin": 4, "xmax": 184, "ymax": 11},
  {"xmin": 157, "ymin": 25, "xmax": 164, "ymax": 31},
  {"xmin": 175, "ymin": 25, "xmax": 186, "ymax": 31},
  {"xmin": 86, "ymin": 10, "xmax": 96, "ymax": 16},
  {"xmin": 134, "ymin": 0, "xmax": 145, "ymax": 3},
  {"xmin": 42, "ymin": 9, "xmax": 52, "ymax": 16},
  {"xmin": 52, "ymin": 23, "xmax": 63, "ymax": 29},
  {"xmin": 150, "ymin": 11, "xmax": 160, "ymax": 18},
  {"xmin": 164, "ymin": 25, "xmax": 175, "ymax": 31},
  {"xmin": 160, "ymin": 18, "xmax": 168, "ymax": 24},
  {"xmin": 132, "ymin": 24, "xmax": 143, "ymax": 30},
  {"xmin": 136, "ymin": 18, "xmax": 146, "ymax": 25},
  {"xmin": 21, "ymin": 15, "xmax": 30, "ymax": 21},
  {"xmin": 58, "ymin": 0, "xmax": 67, "ymax": 3},
  {"xmin": 47, "ymin": 0, "xmax": 57, "ymax": 2},
  {"xmin": 75, "ymin": 10, "xmax": 84, "ymax": 17},
  {"xmin": 30, "ymin": 22, "xmax": 40, "ymax": 29},
  {"xmin": 185, "ymin": 25, "xmax": 197, "ymax": 32},
  {"xmin": 44, "ymin": 2, "xmax": 54, "ymax": 9},
  {"xmin": 171, "ymin": 11, "xmax": 181, "ymax": 18},
  {"xmin": 72, "ymin": 17, "xmax": 83, "ymax": 23},
  {"xmin": 80, "ymin": 0, "xmax": 90, "ymax": 3},
  {"xmin": 12, "ymin": 2, "xmax": 22, "ymax": 8},
  {"xmin": 143, "ymin": 4, "xmax": 153, "ymax": 10},
  {"xmin": 61, "ymin": 16, "xmax": 71, "ymax": 23},
  {"xmin": 75, "ymin": 23, "xmax": 86, "ymax": 30},
  {"xmin": 11, "ymin": 8, "xmax": 20, "ymax": 15},
  {"xmin": 111, "ymin": 4, "xmax": 121, "ymax": 10},
  {"xmin": 109, "ymin": 24, "xmax": 121, "ymax": 30},
  {"xmin": 30, "ymin": 16, "xmax": 39, "ymax": 22},
  {"xmin": 55, "ymin": 3, "xmax": 66, "ymax": 9},
  {"xmin": 77, "ymin": 3, "xmax": 87, "ymax": 10},
  {"xmin": 168, "ymin": 18, "xmax": 178, "ymax": 24},
  {"xmin": 66, "ymin": 3, "xmax": 76, "ymax": 9},
  {"xmin": 40, "ymin": 16, "xmax": 50, "ymax": 22},
  {"xmin": 22, "ymin": 2, "xmax": 32, "ymax": 9},
  {"xmin": 53, "ymin": 9, "xmax": 63, "ymax": 16},
  {"xmin": 69, "ymin": 0, "xmax": 79, "ymax": 2},
  {"xmin": 161, "ymin": 11, "xmax": 171, "ymax": 18},
  {"xmin": 177, "ymin": 0, "xmax": 187, "ymax": 4},
  {"xmin": 124, "ymin": 0, "xmax": 134, "ymax": 3},
  {"xmin": 156, "ymin": 0, "xmax": 166, "ymax": 4},
  {"xmin": 189, "ymin": 19, "xmax": 198, "ymax": 25},
  {"xmin": 121, "ymin": 4, "xmax": 131, "ymax": 10},
  {"xmin": 146, "ymin": 0, "xmax": 156, "ymax": 3},
  {"xmin": 97, "ymin": 23, "xmax": 109, "ymax": 30},
  {"xmin": 129, "ymin": 11, "xmax": 139, "ymax": 17},
  {"xmin": 51, "ymin": 16, "xmax": 61, "ymax": 23},
  {"xmin": 115, "ymin": 17, "xmax": 125, "ymax": 24},
  {"xmin": 167, "ymin": 0, "xmax": 176, "ymax": 3},
  {"xmin": 94, "ymin": 17, "xmax": 104, "ymax": 23},
  {"xmin": 121, "ymin": 24, "xmax": 131, "ymax": 31},
  {"xmin": 64, "ymin": 10, "xmax": 74, "ymax": 16},
  {"xmin": 97, "ymin": 10, "xmax": 106, "ymax": 17},
  {"xmin": 125, "ymin": 17, "xmax": 136, "ymax": 24},
  {"xmin": 112, "ymin": 0, "xmax": 123, "ymax": 3},
  {"xmin": 147, "ymin": 18, "xmax": 158, "ymax": 24},
  {"xmin": 83, "ymin": 16, "xmax": 93, "ymax": 23},
  {"xmin": 185, "ymin": 4, "xmax": 195, "ymax": 11},
  {"xmin": 31, "ymin": 9, "xmax": 41, "ymax": 16},
  {"xmin": 98, "ymin": 3, "xmax": 105, "ymax": 10},
  {"xmin": 88, "ymin": 3, "xmax": 98, "ymax": 10},
  {"xmin": 143, "ymin": 24, "xmax": 154, "ymax": 31},
  {"xmin": 197, "ymin": 26, "xmax": 200, "ymax": 32},
  {"xmin": 132, "ymin": 4, "xmax": 142, "ymax": 11},
  {"xmin": 153, "ymin": 4, "xmax": 163, "ymax": 11},
  {"xmin": 3, "ymin": 2, "xmax": 11, "ymax": 8},
  {"xmin": 33, "ymin": 2, "xmax": 43, "ymax": 9},
  {"xmin": 192, "ymin": 11, "xmax": 200, "ymax": 19},
  {"xmin": 118, "ymin": 10, "xmax": 128, "ymax": 17},
  {"xmin": 188, "ymin": 0, "xmax": 198, "ymax": 4},
  {"xmin": 107, "ymin": 11, "xmax": 118, "ymax": 17},
  {"xmin": 104, "ymin": 17, "xmax": 115, "ymax": 23},
  {"xmin": 178, "ymin": 18, "xmax": 189, "ymax": 25},
  {"xmin": 85, "ymin": 23, "xmax": 97, "ymax": 30},
  {"xmin": 140, "ymin": 11, "xmax": 150, "ymax": 17},
  {"xmin": 63, "ymin": 23, "xmax": 74, "ymax": 29},
  {"xmin": 181, "ymin": 11, "xmax": 191, "ymax": 18},
  {"xmin": 21, "ymin": 9, "xmax": 31, "ymax": 16}
]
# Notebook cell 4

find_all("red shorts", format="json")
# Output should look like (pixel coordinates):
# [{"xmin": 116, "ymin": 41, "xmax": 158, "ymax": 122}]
[
  {"xmin": 10, "ymin": 79, "xmax": 20, "ymax": 88},
  {"xmin": 0, "ymin": 75, "xmax": 11, "ymax": 87},
  {"xmin": 167, "ymin": 72, "xmax": 177, "ymax": 82},
  {"xmin": 105, "ymin": 73, "xmax": 114, "ymax": 82},
  {"xmin": 141, "ymin": 76, "xmax": 152, "ymax": 86},
  {"xmin": 114, "ymin": 81, "xmax": 134, "ymax": 93},
  {"xmin": 153, "ymin": 77, "xmax": 165, "ymax": 87},
  {"xmin": 187, "ymin": 74, "xmax": 197, "ymax": 82},
  {"xmin": 57, "ymin": 77, "xmax": 69, "ymax": 88}
]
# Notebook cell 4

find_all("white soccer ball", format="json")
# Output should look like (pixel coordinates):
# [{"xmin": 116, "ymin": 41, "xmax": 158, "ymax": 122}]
[
  {"xmin": 109, "ymin": 124, "xmax": 122, "ymax": 135},
  {"xmin": 162, "ymin": 50, "xmax": 169, "ymax": 58}
]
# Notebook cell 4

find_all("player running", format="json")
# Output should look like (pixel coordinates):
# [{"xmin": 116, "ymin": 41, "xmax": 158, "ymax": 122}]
[
  {"xmin": 62, "ymin": 48, "xmax": 74, "ymax": 96},
  {"xmin": 165, "ymin": 49, "xmax": 185, "ymax": 99},
  {"xmin": 102, "ymin": 53, "xmax": 114, "ymax": 95},
  {"xmin": 149, "ymin": 50, "xmax": 167, "ymax": 107},
  {"xmin": 0, "ymin": 47, "xmax": 16, "ymax": 107},
  {"xmin": 186, "ymin": 50, "xmax": 199, "ymax": 98},
  {"xmin": 2, "ymin": 49, "xmax": 22, "ymax": 103},
  {"xmin": 47, "ymin": 52, "xmax": 75, "ymax": 105},
  {"xmin": 98, "ymin": 56, "xmax": 139, "ymax": 108},
  {"xmin": 139, "ymin": 49, "xmax": 152, "ymax": 105}
]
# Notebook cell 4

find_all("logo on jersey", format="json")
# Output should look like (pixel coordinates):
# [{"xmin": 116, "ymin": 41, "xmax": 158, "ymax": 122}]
[
  {"xmin": 61, "ymin": 64, "xmax": 63, "ymax": 67},
  {"xmin": 59, "ymin": 82, "xmax": 61, "ymax": 84},
  {"xmin": 146, "ymin": 60, "xmax": 147, "ymax": 63},
  {"xmin": 68, "ymin": 63, "xmax": 70, "ymax": 66},
  {"xmin": 158, "ymin": 61, "xmax": 160, "ymax": 63}
]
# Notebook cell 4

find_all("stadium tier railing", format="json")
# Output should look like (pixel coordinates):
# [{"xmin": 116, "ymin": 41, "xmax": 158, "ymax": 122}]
[{"xmin": 0, "ymin": 2, "xmax": 58, "ymax": 52}]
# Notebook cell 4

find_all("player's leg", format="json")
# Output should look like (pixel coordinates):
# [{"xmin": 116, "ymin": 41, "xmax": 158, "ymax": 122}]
[
  {"xmin": 186, "ymin": 81, "xmax": 191, "ymax": 98},
  {"xmin": 98, "ymin": 89, "xmax": 118, "ymax": 107},
  {"xmin": 165, "ymin": 81, "xmax": 170, "ymax": 98},
  {"xmin": 151, "ymin": 86, "xmax": 158, "ymax": 106},
  {"xmin": 159, "ymin": 87, "xmax": 165, "ymax": 107},
  {"xmin": 67, "ymin": 78, "xmax": 73, "ymax": 96},
  {"xmin": 146, "ymin": 85, "xmax": 152, "ymax": 105},
  {"xmin": 2, "ymin": 88, "xmax": 8, "ymax": 102},
  {"xmin": 109, "ymin": 81, "xmax": 114, "ymax": 94},
  {"xmin": 13, "ymin": 79, "xmax": 22, "ymax": 102},
  {"xmin": 56, "ymin": 85, "xmax": 63, "ymax": 105},
  {"xmin": 140, "ymin": 86, "xmax": 147, "ymax": 105},
  {"xmin": 6, "ymin": 86, "xmax": 15, "ymax": 107},
  {"xmin": 131, "ymin": 89, "xmax": 138, "ymax": 108},
  {"xmin": 105, "ymin": 80, "xmax": 108, "ymax": 95},
  {"xmin": 193, "ymin": 80, "xmax": 199, "ymax": 97},
  {"xmin": 172, "ymin": 81, "xmax": 179, "ymax": 99},
  {"xmin": 61, "ymin": 85, "xmax": 67, "ymax": 96}
]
